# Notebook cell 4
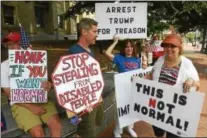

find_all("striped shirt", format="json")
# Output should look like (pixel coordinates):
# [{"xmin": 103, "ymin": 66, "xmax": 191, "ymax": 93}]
[{"xmin": 158, "ymin": 63, "xmax": 181, "ymax": 85}]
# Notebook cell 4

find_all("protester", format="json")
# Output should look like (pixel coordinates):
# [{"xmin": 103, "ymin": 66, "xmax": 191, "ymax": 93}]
[
  {"xmin": 140, "ymin": 44, "xmax": 148, "ymax": 68},
  {"xmin": 105, "ymin": 36, "xmax": 142, "ymax": 137},
  {"xmin": 1, "ymin": 32, "xmax": 62, "ymax": 137},
  {"xmin": 140, "ymin": 40, "xmax": 153, "ymax": 68},
  {"xmin": 146, "ymin": 34, "xmax": 200, "ymax": 138},
  {"xmin": 67, "ymin": 18, "xmax": 104, "ymax": 137}
]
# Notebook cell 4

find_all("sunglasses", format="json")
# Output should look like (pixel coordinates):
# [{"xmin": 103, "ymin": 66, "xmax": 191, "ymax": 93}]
[{"xmin": 161, "ymin": 43, "xmax": 178, "ymax": 48}]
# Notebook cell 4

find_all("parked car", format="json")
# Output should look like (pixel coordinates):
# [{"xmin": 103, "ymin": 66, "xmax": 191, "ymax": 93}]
[{"xmin": 146, "ymin": 40, "xmax": 165, "ymax": 65}]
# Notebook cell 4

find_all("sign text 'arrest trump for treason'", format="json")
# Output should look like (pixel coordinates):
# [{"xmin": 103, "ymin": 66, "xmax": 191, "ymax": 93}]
[{"xmin": 95, "ymin": 3, "xmax": 147, "ymax": 40}]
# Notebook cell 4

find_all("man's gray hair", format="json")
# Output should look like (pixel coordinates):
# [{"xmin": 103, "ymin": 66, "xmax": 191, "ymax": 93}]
[{"xmin": 78, "ymin": 18, "xmax": 98, "ymax": 35}]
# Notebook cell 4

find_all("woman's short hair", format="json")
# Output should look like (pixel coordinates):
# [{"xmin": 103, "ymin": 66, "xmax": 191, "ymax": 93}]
[{"xmin": 78, "ymin": 18, "xmax": 98, "ymax": 35}]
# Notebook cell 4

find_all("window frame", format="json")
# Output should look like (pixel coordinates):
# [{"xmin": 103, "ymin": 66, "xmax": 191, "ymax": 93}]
[
  {"xmin": 2, "ymin": 5, "xmax": 15, "ymax": 25},
  {"xmin": 34, "ymin": 2, "xmax": 49, "ymax": 28}
]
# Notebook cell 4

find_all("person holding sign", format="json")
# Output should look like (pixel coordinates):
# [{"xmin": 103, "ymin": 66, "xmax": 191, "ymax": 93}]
[
  {"xmin": 105, "ymin": 36, "xmax": 142, "ymax": 137},
  {"xmin": 67, "ymin": 18, "xmax": 104, "ymax": 137},
  {"xmin": 147, "ymin": 34, "xmax": 200, "ymax": 138},
  {"xmin": 137, "ymin": 40, "xmax": 153, "ymax": 68},
  {"xmin": 1, "ymin": 32, "xmax": 62, "ymax": 137}
]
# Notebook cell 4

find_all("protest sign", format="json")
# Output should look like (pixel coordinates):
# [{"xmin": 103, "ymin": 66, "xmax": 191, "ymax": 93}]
[
  {"xmin": 114, "ymin": 66, "xmax": 152, "ymax": 128},
  {"xmin": 9, "ymin": 50, "xmax": 48, "ymax": 103},
  {"xmin": 52, "ymin": 53, "xmax": 104, "ymax": 114},
  {"xmin": 95, "ymin": 3, "xmax": 147, "ymax": 40},
  {"xmin": 131, "ymin": 77, "xmax": 204, "ymax": 137}
]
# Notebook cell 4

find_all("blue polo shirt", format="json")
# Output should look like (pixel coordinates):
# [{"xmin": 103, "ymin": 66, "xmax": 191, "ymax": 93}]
[
  {"xmin": 68, "ymin": 44, "xmax": 94, "ymax": 57},
  {"xmin": 113, "ymin": 54, "xmax": 141, "ymax": 73}
]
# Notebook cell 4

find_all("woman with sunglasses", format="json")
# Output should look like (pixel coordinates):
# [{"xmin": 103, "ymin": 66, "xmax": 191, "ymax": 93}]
[
  {"xmin": 147, "ymin": 34, "xmax": 200, "ymax": 138},
  {"xmin": 105, "ymin": 36, "xmax": 142, "ymax": 137}
]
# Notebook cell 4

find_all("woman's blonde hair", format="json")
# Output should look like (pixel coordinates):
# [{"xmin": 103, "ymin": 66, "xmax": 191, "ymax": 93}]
[{"xmin": 179, "ymin": 45, "xmax": 183, "ymax": 55}]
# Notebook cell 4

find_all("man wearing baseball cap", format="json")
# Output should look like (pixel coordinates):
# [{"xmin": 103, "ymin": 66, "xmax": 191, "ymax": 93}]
[
  {"xmin": 1, "ymin": 32, "xmax": 62, "ymax": 137},
  {"xmin": 2, "ymin": 32, "xmax": 21, "ymax": 49}
]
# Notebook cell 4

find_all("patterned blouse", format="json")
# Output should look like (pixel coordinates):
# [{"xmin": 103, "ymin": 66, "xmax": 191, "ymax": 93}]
[{"xmin": 158, "ymin": 62, "xmax": 181, "ymax": 85}]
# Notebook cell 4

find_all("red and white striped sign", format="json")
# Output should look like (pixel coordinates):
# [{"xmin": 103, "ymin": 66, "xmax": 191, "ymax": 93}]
[{"xmin": 146, "ymin": 46, "xmax": 163, "ymax": 52}]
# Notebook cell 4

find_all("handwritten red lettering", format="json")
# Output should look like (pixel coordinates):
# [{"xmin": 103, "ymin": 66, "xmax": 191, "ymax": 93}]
[
  {"xmin": 27, "ymin": 65, "xmax": 47, "ymax": 78},
  {"xmin": 15, "ymin": 51, "xmax": 45, "ymax": 64},
  {"xmin": 149, "ymin": 98, "xmax": 157, "ymax": 108}
]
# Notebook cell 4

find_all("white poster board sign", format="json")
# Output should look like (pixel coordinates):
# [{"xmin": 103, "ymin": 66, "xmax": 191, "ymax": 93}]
[
  {"xmin": 131, "ymin": 77, "xmax": 204, "ymax": 137},
  {"xmin": 114, "ymin": 66, "xmax": 152, "ymax": 128},
  {"xmin": 95, "ymin": 3, "xmax": 147, "ymax": 40},
  {"xmin": 9, "ymin": 50, "xmax": 48, "ymax": 103},
  {"xmin": 52, "ymin": 53, "xmax": 104, "ymax": 114}
]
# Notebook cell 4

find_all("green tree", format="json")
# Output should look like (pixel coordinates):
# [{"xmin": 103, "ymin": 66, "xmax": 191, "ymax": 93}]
[
  {"xmin": 186, "ymin": 32, "xmax": 195, "ymax": 43},
  {"xmin": 63, "ymin": 1, "xmax": 207, "ymax": 53},
  {"xmin": 160, "ymin": 1, "xmax": 207, "ymax": 53},
  {"xmin": 62, "ymin": 1, "xmax": 170, "ymax": 36}
]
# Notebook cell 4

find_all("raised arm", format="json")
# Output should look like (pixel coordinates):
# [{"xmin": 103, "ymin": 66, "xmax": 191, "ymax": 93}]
[
  {"xmin": 105, "ymin": 36, "xmax": 119, "ymax": 61},
  {"xmin": 141, "ymin": 53, "xmax": 148, "ymax": 69}
]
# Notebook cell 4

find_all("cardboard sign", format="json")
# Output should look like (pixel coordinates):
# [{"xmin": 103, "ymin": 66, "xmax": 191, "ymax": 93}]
[
  {"xmin": 52, "ymin": 53, "xmax": 104, "ymax": 114},
  {"xmin": 95, "ymin": 3, "xmax": 147, "ymax": 40},
  {"xmin": 9, "ymin": 50, "xmax": 48, "ymax": 103},
  {"xmin": 130, "ymin": 77, "xmax": 204, "ymax": 137},
  {"xmin": 114, "ymin": 66, "xmax": 153, "ymax": 128}
]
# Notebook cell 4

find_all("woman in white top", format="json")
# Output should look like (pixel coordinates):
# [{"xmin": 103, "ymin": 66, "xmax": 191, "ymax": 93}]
[{"xmin": 146, "ymin": 34, "xmax": 200, "ymax": 138}]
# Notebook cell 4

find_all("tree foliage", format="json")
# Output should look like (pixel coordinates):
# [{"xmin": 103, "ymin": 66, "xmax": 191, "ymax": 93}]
[
  {"xmin": 63, "ymin": 1, "xmax": 207, "ymax": 53},
  {"xmin": 63, "ymin": 1, "xmax": 206, "ymax": 32},
  {"xmin": 170, "ymin": 1, "xmax": 207, "ymax": 33},
  {"xmin": 186, "ymin": 32, "xmax": 196, "ymax": 43}
]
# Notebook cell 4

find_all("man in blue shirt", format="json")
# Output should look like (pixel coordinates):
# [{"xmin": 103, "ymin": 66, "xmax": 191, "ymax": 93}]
[
  {"xmin": 68, "ymin": 18, "xmax": 97, "ymax": 57},
  {"xmin": 68, "ymin": 18, "xmax": 104, "ymax": 137},
  {"xmin": 68, "ymin": 43, "xmax": 94, "ymax": 57}
]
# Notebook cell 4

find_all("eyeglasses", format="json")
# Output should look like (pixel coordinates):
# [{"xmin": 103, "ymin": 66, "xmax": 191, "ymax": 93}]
[{"xmin": 161, "ymin": 43, "xmax": 178, "ymax": 48}]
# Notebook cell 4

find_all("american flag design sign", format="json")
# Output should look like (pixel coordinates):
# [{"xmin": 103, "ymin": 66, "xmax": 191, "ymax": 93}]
[
  {"xmin": 19, "ymin": 24, "xmax": 32, "ymax": 50},
  {"xmin": 146, "ymin": 40, "xmax": 163, "ymax": 52},
  {"xmin": 146, "ymin": 46, "xmax": 163, "ymax": 52}
]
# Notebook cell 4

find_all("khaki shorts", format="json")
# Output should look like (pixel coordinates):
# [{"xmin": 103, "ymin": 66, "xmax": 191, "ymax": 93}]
[
  {"xmin": 77, "ymin": 103, "xmax": 104, "ymax": 137},
  {"xmin": 11, "ymin": 100, "xmax": 58, "ymax": 132}
]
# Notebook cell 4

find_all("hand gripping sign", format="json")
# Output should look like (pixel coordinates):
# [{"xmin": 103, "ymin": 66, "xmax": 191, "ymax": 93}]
[{"xmin": 52, "ymin": 53, "xmax": 104, "ymax": 115}]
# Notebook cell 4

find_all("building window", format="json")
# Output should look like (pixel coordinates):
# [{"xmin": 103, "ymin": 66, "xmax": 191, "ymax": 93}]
[
  {"xmin": 3, "ymin": 5, "xmax": 15, "ymax": 25},
  {"xmin": 34, "ymin": 2, "xmax": 49, "ymax": 28},
  {"xmin": 35, "ymin": 6, "xmax": 45, "ymax": 28},
  {"xmin": 56, "ymin": 2, "xmax": 64, "ymax": 29},
  {"xmin": 71, "ymin": 18, "xmax": 77, "ymax": 34},
  {"xmin": 58, "ymin": 15, "xmax": 64, "ymax": 29}
]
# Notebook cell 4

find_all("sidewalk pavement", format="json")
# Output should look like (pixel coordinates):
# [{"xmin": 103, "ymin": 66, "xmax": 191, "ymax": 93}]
[
  {"xmin": 184, "ymin": 44, "xmax": 207, "ymax": 137},
  {"xmin": 99, "ymin": 43, "xmax": 207, "ymax": 137}
]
